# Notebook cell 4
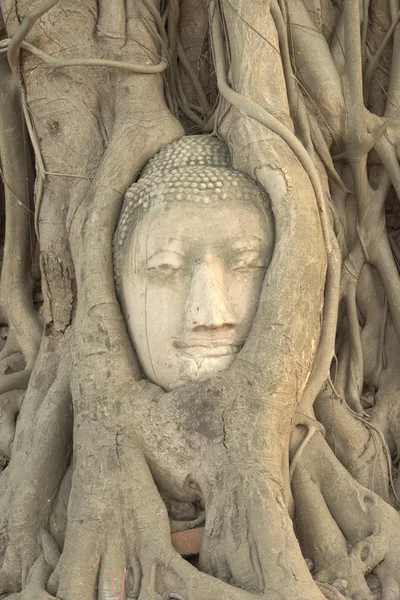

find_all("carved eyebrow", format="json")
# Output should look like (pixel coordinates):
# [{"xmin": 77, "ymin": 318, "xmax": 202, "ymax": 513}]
[
  {"xmin": 150, "ymin": 237, "xmax": 183, "ymax": 246},
  {"xmin": 146, "ymin": 249, "xmax": 185, "ymax": 262},
  {"xmin": 147, "ymin": 237, "xmax": 184, "ymax": 253},
  {"xmin": 231, "ymin": 237, "xmax": 264, "ymax": 251}
]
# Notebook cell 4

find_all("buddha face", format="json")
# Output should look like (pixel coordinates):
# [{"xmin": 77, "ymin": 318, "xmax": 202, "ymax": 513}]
[{"xmin": 119, "ymin": 195, "xmax": 272, "ymax": 391}]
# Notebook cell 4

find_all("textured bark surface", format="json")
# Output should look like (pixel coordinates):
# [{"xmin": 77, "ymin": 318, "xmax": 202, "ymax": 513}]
[{"xmin": 0, "ymin": 1, "xmax": 400, "ymax": 599}]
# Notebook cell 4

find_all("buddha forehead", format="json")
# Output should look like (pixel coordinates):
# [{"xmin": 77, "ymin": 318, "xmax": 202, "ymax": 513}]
[{"xmin": 131, "ymin": 194, "xmax": 269, "ymax": 265}]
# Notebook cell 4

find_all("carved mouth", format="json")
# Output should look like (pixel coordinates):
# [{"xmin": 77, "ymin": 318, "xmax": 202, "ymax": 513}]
[
  {"xmin": 178, "ymin": 344, "xmax": 242, "ymax": 358},
  {"xmin": 173, "ymin": 337, "xmax": 245, "ymax": 359}
]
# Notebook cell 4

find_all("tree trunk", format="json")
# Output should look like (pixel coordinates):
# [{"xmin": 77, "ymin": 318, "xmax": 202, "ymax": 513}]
[{"xmin": 0, "ymin": 1, "xmax": 400, "ymax": 599}]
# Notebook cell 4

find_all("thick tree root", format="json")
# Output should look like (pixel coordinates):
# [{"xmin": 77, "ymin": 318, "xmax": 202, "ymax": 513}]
[
  {"xmin": 23, "ymin": 421, "xmax": 329, "ymax": 600},
  {"xmin": 42, "ymin": 435, "xmax": 336, "ymax": 600},
  {"xmin": 0, "ymin": 344, "xmax": 71, "ymax": 595},
  {"xmin": 292, "ymin": 431, "xmax": 400, "ymax": 599},
  {"xmin": 314, "ymin": 388, "xmax": 391, "ymax": 503},
  {"xmin": 0, "ymin": 390, "xmax": 24, "ymax": 462},
  {"xmin": 5, "ymin": 555, "xmax": 54, "ymax": 600},
  {"xmin": 0, "ymin": 57, "xmax": 41, "ymax": 406}
]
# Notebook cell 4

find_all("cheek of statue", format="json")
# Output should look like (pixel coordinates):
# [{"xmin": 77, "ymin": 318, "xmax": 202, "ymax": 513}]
[{"xmin": 120, "ymin": 200, "xmax": 270, "ymax": 391}]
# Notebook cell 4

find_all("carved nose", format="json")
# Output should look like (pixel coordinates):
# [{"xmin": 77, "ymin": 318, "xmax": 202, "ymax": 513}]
[{"xmin": 185, "ymin": 261, "xmax": 235, "ymax": 331}]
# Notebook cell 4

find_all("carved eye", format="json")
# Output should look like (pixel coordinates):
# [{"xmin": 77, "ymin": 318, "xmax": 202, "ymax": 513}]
[
  {"xmin": 147, "ymin": 264, "xmax": 182, "ymax": 277},
  {"xmin": 231, "ymin": 250, "xmax": 266, "ymax": 272},
  {"xmin": 146, "ymin": 251, "xmax": 185, "ymax": 277},
  {"xmin": 232, "ymin": 265, "xmax": 266, "ymax": 273}
]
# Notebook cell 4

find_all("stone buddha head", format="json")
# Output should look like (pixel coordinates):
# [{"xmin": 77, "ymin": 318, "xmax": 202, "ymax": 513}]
[{"xmin": 113, "ymin": 136, "xmax": 274, "ymax": 391}]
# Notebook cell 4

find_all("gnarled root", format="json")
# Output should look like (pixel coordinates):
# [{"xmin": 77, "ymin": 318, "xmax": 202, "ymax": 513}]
[
  {"xmin": 292, "ymin": 430, "xmax": 400, "ymax": 599},
  {"xmin": 134, "ymin": 468, "xmax": 339, "ymax": 600},
  {"xmin": 0, "ymin": 55, "xmax": 41, "ymax": 413},
  {"xmin": 5, "ymin": 530, "xmax": 60, "ymax": 600},
  {"xmin": 0, "ymin": 352, "xmax": 71, "ymax": 595},
  {"xmin": 314, "ymin": 387, "xmax": 391, "ymax": 503},
  {"xmin": 0, "ymin": 390, "xmax": 24, "ymax": 463},
  {"xmin": 5, "ymin": 556, "xmax": 54, "ymax": 600},
  {"xmin": 38, "ymin": 423, "xmax": 332, "ymax": 600},
  {"xmin": 197, "ymin": 467, "xmax": 319, "ymax": 596}
]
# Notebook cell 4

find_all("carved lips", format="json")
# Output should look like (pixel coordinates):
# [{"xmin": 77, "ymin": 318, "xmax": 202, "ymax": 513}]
[{"xmin": 174, "ymin": 339, "xmax": 244, "ymax": 359}]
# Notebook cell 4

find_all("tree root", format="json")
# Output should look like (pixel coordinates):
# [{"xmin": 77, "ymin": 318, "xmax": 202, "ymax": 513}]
[
  {"xmin": 0, "ymin": 56, "xmax": 41, "ymax": 399},
  {"xmin": 3, "ymin": 557, "xmax": 343, "ymax": 600},
  {"xmin": 211, "ymin": 0, "xmax": 341, "ymax": 417},
  {"xmin": 317, "ymin": 582, "xmax": 348, "ymax": 600},
  {"xmin": 6, "ymin": 0, "xmax": 62, "ymax": 81},
  {"xmin": 0, "ymin": 353, "xmax": 25, "ymax": 377},
  {"xmin": 31, "ymin": 392, "xmax": 331, "ymax": 600},
  {"xmin": 137, "ymin": 554, "xmax": 329, "ymax": 600},
  {"xmin": 314, "ymin": 386, "xmax": 391, "ymax": 503},
  {"xmin": 5, "ymin": 39, "xmax": 169, "ymax": 74},
  {"xmin": 210, "ymin": 0, "xmax": 332, "ymax": 254},
  {"xmin": 0, "ymin": 390, "xmax": 24, "ymax": 463},
  {"xmin": 5, "ymin": 555, "xmax": 54, "ymax": 600},
  {"xmin": 0, "ymin": 352, "xmax": 71, "ymax": 594},
  {"xmin": 292, "ymin": 430, "xmax": 400, "ymax": 599},
  {"xmin": 6, "ymin": 530, "xmax": 61, "ymax": 599},
  {"xmin": 0, "ymin": 369, "xmax": 32, "ymax": 396}
]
